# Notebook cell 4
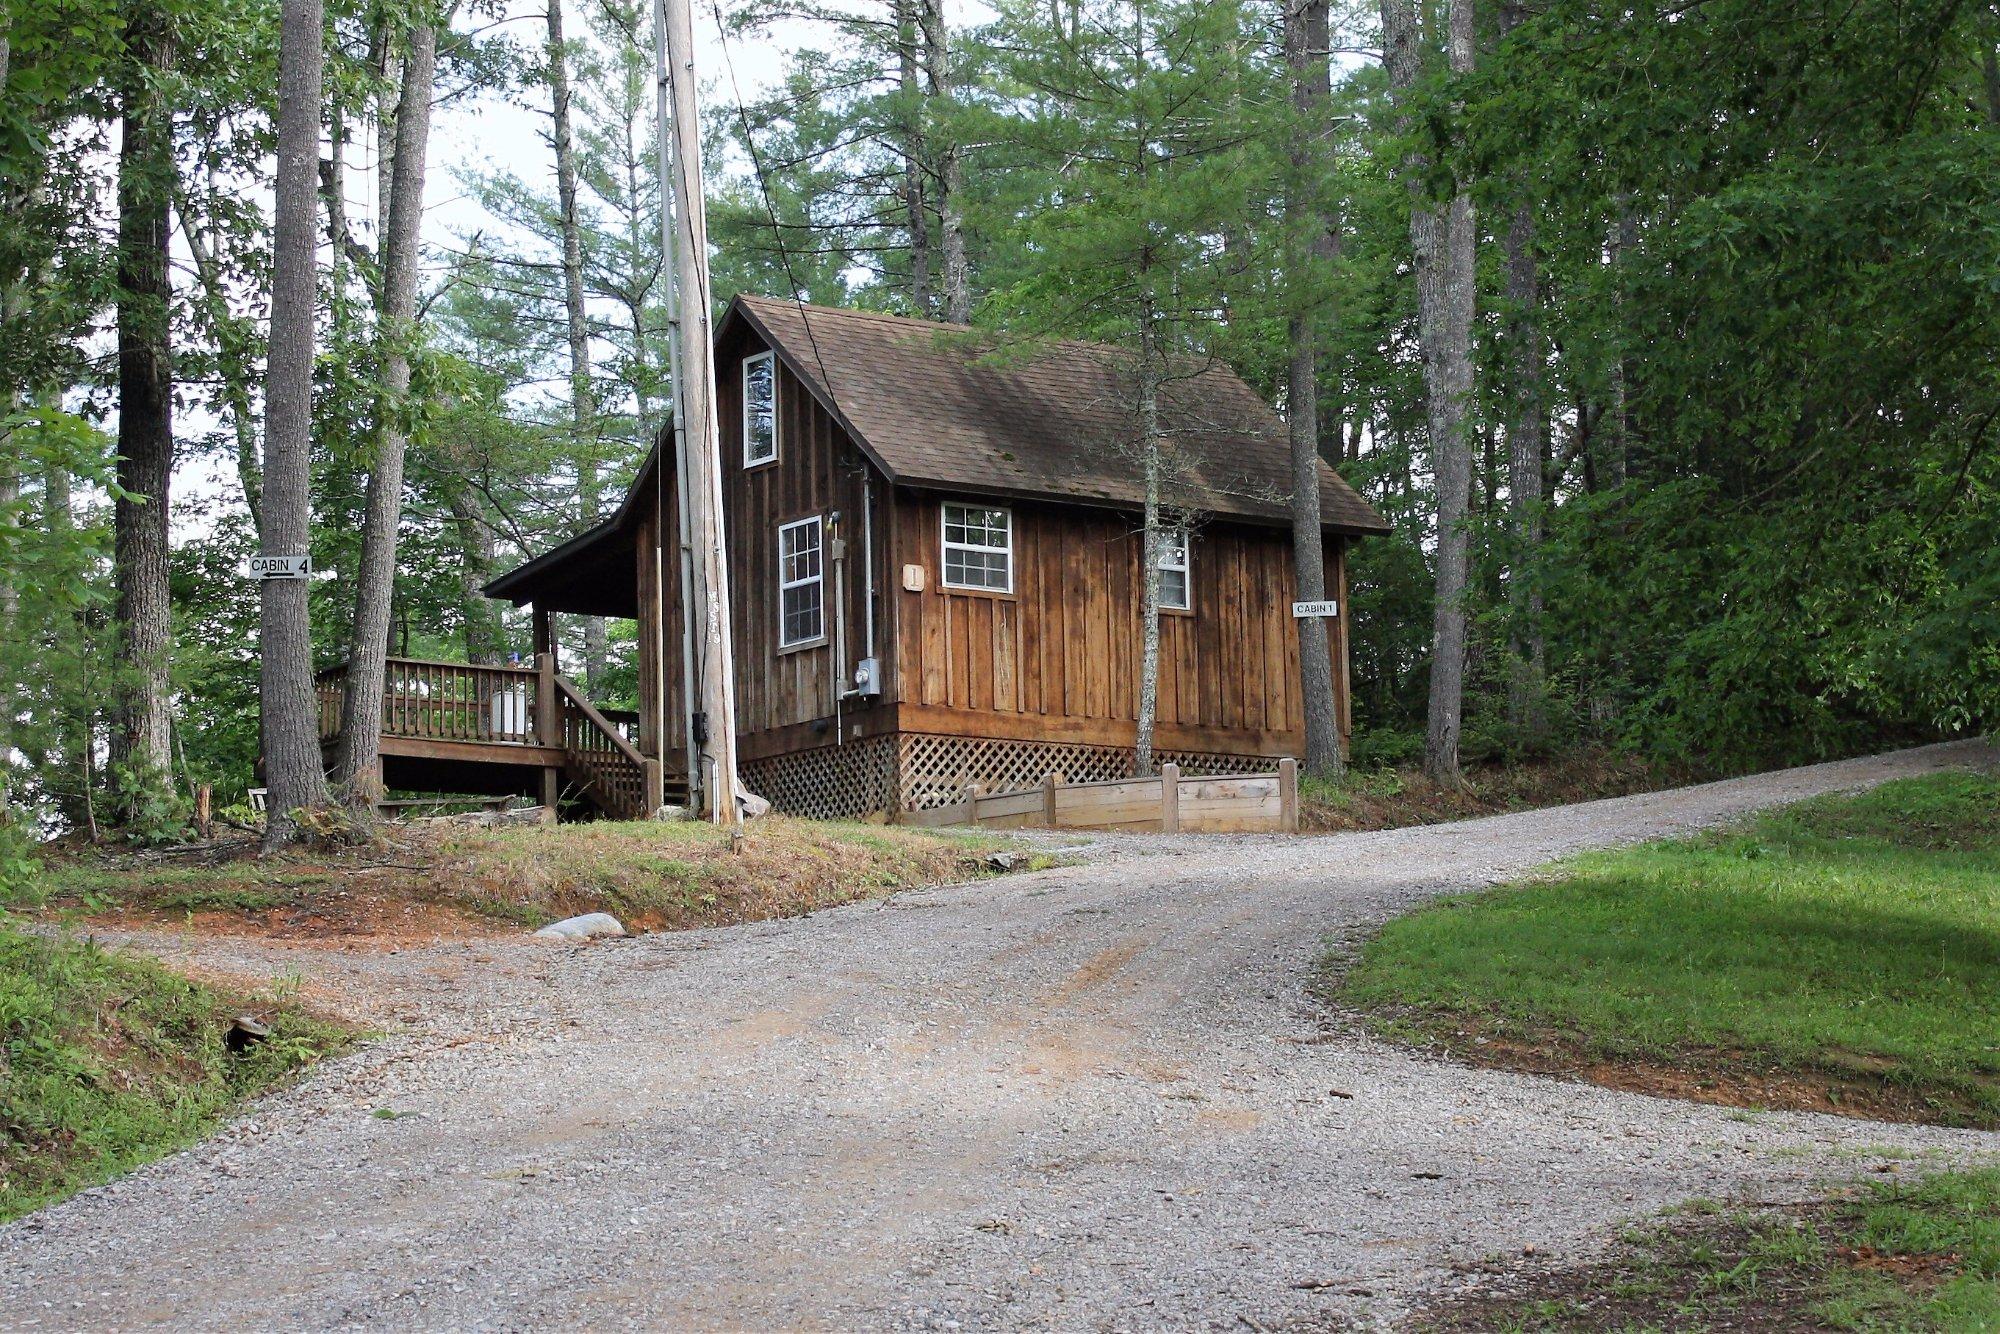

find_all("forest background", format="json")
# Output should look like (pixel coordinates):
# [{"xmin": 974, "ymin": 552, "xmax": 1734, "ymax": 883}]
[{"xmin": 2, "ymin": 0, "xmax": 1996, "ymax": 846}]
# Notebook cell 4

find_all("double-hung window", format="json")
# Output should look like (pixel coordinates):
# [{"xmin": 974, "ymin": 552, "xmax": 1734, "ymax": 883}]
[
  {"xmin": 777, "ymin": 517, "xmax": 824, "ymax": 647},
  {"xmin": 743, "ymin": 350, "xmax": 777, "ymax": 466},
  {"xmin": 1157, "ymin": 528, "xmax": 1191, "ymax": 611},
  {"xmin": 941, "ymin": 503, "xmax": 1013, "ymax": 592}
]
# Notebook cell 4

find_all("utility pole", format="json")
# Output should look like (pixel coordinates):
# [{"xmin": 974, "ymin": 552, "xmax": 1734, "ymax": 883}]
[{"xmin": 654, "ymin": 0, "xmax": 741, "ymax": 823}]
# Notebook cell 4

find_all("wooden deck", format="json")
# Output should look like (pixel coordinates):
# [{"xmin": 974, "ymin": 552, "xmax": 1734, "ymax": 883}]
[{"xmin": 316, "ymin": 655, "xmax": 677, "ymax": 819}]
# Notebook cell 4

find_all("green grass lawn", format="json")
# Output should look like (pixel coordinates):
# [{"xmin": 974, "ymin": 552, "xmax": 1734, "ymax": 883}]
[
  {"xmin": 0, "ymin": 926, "xmax": 349, "ymax": 1221},
  {"xmin": 1334, "ymin": 771, "xmax": 2000, "ymax": 1125},
  {"xmin": 1425, "ymin": 1168, "xmax": 2000, "ymax": 1331}
]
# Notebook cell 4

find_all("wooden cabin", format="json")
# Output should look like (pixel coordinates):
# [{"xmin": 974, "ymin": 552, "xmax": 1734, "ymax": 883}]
[{"xmin": 483, "ymin": 295, "xmax": 1390, "ymax": 819}]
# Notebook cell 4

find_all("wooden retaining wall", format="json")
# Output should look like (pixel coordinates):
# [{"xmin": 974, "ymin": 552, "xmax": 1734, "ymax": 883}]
[{"xmin": 902, "ymin": 759, "xmax": 1298, "ymax": 834}]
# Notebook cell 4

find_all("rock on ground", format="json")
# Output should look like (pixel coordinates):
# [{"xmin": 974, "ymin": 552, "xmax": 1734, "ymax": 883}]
[
  {"xmin": 532, "ymin": 912, "xmax": 627, "ymax": 941},
  {"xmin": 1, "ymin": 740, "xmax": 1995, "ymax": 1331}
]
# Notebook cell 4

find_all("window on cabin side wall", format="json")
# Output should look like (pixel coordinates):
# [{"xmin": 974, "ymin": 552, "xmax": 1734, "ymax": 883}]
[
  {"xmin": 1158, "ymin": 528, "xmax": 1191, "ymax": 611},
  {"xmin": 941, "ymin": 503, "xmax": 1013, "ymax": 592},
  {"xmin": 743, "ymin": 351, "xmax": 777, "ymax": 466},
  {"xmin": 778, "ymin": 516, "xmax": 824, "ymax": 646}
]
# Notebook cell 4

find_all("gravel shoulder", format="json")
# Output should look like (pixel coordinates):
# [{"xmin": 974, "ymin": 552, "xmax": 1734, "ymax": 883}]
[{"xmin": 3, "ymin": 739, "xmax": 1997, "ymax": 1330}]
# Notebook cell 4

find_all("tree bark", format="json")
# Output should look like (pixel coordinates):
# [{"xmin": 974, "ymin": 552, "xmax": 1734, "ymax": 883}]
[
  {"xmin": 919, "ymin": 0, "xmax": 969, "ymax": 322},
  {"xmin": 262, "ymin": 0, "xmax": 333, "ymax": 847},
  {"xmin": 111, "ymin": 1, "xmax": 178, "ymax": 807},
  {"xmin": 1133, "ymin": 316, "xmax": 1164, "ymax": 779},
  {"xmin": 1381, "ymin": 0, "xmax": 1477, "ymax": 785},
  {"xmin": 1284, "ymin": 0, "xmax": 1344, "ymax": 780},
  {"xmin": 546, "ymin": 0, "xmax": 608, "ymax": 694},
  {"xmin": 336, "ymin": 16, "xmax": 437, "ymax": 811},
  {"xmin": 896, "ymin": 0, "xmax": 932, "ymax": 314}
]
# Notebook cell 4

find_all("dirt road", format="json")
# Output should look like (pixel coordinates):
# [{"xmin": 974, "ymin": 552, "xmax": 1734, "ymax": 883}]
[{"xmin": 4, "ymin": 740, "xmax": 1996, "ymax": 1330}]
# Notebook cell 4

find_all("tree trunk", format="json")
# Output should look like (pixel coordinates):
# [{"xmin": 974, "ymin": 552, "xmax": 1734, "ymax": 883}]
[
  {"xmin": 111, "ymin": 1, "xmax": 178, "ymax": 809},
  {"xmin": 920, "ymin": 0, "xmax": 969, "ymax": 322},
  {"xmin": 546, "ymin": 0, "xmax": 608, "ymax": 694},
  {"xmin": 262, "ymin": 0, "xmax": 333, "ymax": 847},
  {"xmin": 1284, "ymin": 0, "xmax": 1344, "ymax": 780},
  {"xmin": 1133, "ymin": 330, "xmax": 1164, "ymax": 780},
  {"xmin": 336, "ymin": 17, "xmax": 437, "ymax": 811},
  {"xmin": 896, "ymin": 0, "xmax": 932, "ymax": 314},
  {"xmin": 1381, "ymin": 0, "xmax": 1477, "ymax": 785}
]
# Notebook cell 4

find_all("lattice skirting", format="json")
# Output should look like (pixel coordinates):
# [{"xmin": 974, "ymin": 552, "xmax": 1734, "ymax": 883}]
[
  {"xmin": 742, "ymin": 731, "xmax": 1291, "ymax": 818},
  {"xmin": 740, "ymin": 734, "xmax": 898, "ymax": 821},
  {"xmin": 896, "ymin": 732, "xmax": 1286, "ymax": 812}
]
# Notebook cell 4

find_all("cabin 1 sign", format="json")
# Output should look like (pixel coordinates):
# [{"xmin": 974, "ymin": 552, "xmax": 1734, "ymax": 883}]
[
  {"xmin": 1291, "ymin": 599, "xmax": 1339, "ymax": 618},
  {"xmin": 248, "ymin": 553, "xmax": 312, "ymax": 581}
]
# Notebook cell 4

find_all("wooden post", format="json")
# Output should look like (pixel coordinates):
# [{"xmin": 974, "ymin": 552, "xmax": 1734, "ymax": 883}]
[
  {"xmin": 1279, "ymin": 757, "xmax": 1299, "ymax": 833},
  {"xmin": 657, "ymin": 0, "xmax": 741, "ymax": 825},
  {"xmin": 643, "ymin": 757, "xmax": 665, "ymax": 814},
  {"xmin": 534, "ymin": 651, "xmax": 558, "ymax": 748},
  {"xmin": 532, "ymin": 604, "xmax": 555, "ymax": 659},
  {"xmin": 195, "ymin": 784, "xmax": 212, "ymax": 842},
  {"xmin": 540, "ymin": 765, "xmax": 560, "ymax": 821},
  {"xmin": 961, "ymin": 780, "xmax": 983, "ymax": 827},
  {"xmin": 1160, "ymin": 762, "xmax": 1181, "ymax": 833},
  {"xmin": 1043, "ymin": 771, "xmax": 1063, "ymax": 827}
]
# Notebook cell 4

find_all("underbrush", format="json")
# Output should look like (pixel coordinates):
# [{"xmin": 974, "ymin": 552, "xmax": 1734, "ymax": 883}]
[
  {"xmin": 0, "ymin": 925, "xmax": 349, "ymax": 1221},
  {"xmin": 30, "ymin": 817, "xmax": 1050, "ymax": 938},
  {"xmin": 1424, "ymin": 1168, "xmax": 2000, "ymax": 1331},
  {"xmin": 1329, "ymin": 771, "xmax": 2000, "ymax": 1126}
]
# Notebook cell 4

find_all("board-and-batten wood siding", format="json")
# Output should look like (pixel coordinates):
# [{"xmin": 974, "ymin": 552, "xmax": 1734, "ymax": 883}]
[
  {"xmin": 642, "ymin": 323, "xmax": 1351, "ymax": 768},
  {"xmin": 888, "ymin": 494, "xmax": 1347, "ymax": 754},
  {"xmin": 711, "ymin": 333, "xmax": 884, "ymax": 741}
]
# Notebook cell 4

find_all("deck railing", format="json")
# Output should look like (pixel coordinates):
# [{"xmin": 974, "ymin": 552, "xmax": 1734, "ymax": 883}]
[
  {"xmin": 315, "ymin": 654, "xmax": 663, "ymax": 819},
  {"xmin": 316, "ymin": 657, "xmax": 546, "ymax": 745}
]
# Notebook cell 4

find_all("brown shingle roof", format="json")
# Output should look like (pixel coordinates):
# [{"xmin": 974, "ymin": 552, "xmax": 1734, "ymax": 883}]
[{"xmin": 728, "ymin": 295, "xmax": 1390, "ymax": 535}]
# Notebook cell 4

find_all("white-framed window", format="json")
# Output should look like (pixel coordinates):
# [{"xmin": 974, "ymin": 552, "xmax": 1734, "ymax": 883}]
[
  {"xmin": 1157, "ymin": 528, "xmax": 1191, "ymax": 611},
  {"xmin": 777, "ymin": 516, "xmax": 824, "ymax": 646},
  {"xmin": 941, "ymin": 503, "xmax": 1013, "ymax": 592},
  {"xmin": 743, "ymin": 350, "xmax": 777, "ymax": 467}
]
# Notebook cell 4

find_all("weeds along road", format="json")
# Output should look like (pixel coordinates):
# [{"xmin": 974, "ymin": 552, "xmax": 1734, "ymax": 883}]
[{"xmin": 3, "ymin": 739, "xmax": 1996, "ymax": 1331}]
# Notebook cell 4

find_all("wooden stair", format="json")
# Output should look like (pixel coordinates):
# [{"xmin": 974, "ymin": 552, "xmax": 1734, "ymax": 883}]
[{"xmin": 553, "ymin": 673, "xmax": 676, "ymax": 819}]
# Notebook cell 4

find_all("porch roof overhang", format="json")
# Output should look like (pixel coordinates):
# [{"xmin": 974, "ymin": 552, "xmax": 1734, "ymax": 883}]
[{"xmin": 481, "ymin": 503, "xmax": 640, "ymax": 619}]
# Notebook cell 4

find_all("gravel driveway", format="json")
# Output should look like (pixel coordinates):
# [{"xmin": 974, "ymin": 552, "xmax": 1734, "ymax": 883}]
[{"xmin": 4, "ymin": 739, "xmax": 1997, "ymax": 1331}]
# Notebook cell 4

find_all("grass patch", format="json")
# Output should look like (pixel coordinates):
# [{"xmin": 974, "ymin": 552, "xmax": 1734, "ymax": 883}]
[
  {"xmin": 26, "ymin": 817, "xmax": 1052, "ymax": 940},
  {"xmin": 1300, "ymin": 748, "xmax": 1684, "ymax": 833},
  {"xmin": 0, "ymin": 924, "xmax": 349, "ymax": 1221},
  {"xmin": 428, "ymin": 816, "xmax": 1036, "ymax": 931},
  {"xmin": 1330, "ymin": 772, "xmax": 2000, "ymax": 1126},
  {"xmin": 1423, "ymin": 1168, "xmax": 2000, "ymax": 1331}
]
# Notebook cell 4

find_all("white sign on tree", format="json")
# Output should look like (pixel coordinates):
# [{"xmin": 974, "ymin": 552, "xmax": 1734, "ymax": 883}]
[
  {"xmin": 249, "ymin": 554, "xmax": 312, "ymax": 581},
  {"xmin": 1291, "ymin": 599, "xmax": 1339, "ymax": 618}
]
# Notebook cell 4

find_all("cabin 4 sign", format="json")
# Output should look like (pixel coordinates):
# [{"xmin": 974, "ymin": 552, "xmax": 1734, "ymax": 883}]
[
  {"xmin": 1290, "ymin": 599, "xmax": 1339, "ymax": 618},
  {"xmin": 248, "ymin": 553, "xmax": 312, "ymax": 581}
]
